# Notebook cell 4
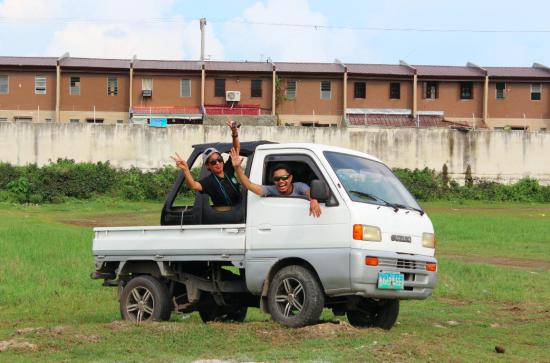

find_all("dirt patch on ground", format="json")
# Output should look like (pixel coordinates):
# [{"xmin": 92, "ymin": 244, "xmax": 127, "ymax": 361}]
[
  {"xmin": 298, "ymin": 320, "xmax": 358, "ymax": 338},
  {"xmin": 62, "ymin": 213, "xmax": 157, "ymax": 227},
  {"xmin": 250, "ymin": 320, "xmax": 358, "ymax": 344},
  {"xmin": 0, "ymin": 339, "xmax": 38, "ymax": 352},
  {"xmin": 442, "ymin": 253, "xmax": 550, "ymax": 270},
  {"xmin": 104, "ymin": 320, "xmax": 132, "ymax": 331},
  {"xmin": 15, "ymin": 326, "xmax": 65, "ymax": 336},
  {"xmin": 434, "ymin": 297, "xmax": 473, "ymax": 306}
]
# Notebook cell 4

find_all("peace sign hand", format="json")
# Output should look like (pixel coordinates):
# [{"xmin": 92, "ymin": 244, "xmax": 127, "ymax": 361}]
[{"xmin": 170, "ymin": 152, "xmax": 189, "ymax": 171}]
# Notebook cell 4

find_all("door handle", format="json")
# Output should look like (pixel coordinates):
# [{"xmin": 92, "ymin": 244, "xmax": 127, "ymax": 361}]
[
  {"xmin": 224, "ymin": 228, "xmax": 240, "ymax": 234},
  {"xmin": 258, "ymin": 224, "xmax": 272, "ymax": 231}
]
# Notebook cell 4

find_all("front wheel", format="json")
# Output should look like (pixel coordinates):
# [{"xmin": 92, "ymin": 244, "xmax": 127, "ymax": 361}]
[
  {"xmin": 346, "ymin": 299, "xmax": 399, "ymax": 330},
  {"xmin": 267, "ymin": 265, "xmax": 325, "ymax": 328},
  {"xmin": 120, "ymin": 275, "xmax": 172, "ymax": 322}
]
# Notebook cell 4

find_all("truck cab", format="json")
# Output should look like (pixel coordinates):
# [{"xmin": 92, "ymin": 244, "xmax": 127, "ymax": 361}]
[{"xmin": 92, "ymin": 141, "xmax": 437, "ymax": 329}]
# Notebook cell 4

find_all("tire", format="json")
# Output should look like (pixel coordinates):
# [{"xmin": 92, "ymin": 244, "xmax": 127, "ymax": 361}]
[
  {"xmin": 198, "ymin": 305, "xmax": 248, "ymax": 323},
  {"xmin": 346, "ymin": 299, "xmax": 399, "ymax": 330},
  {"xmin": 267, "ymin": 265, "xmax": 325, "ymax": 328},
  {"xmin": 120, "ymin": 275, "xmax": 172, "ymax": 322}
]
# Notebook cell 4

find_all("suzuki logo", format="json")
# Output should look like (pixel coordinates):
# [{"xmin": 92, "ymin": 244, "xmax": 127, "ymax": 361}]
[{"xmin": 391, "ymin": 234, "xmax": 411, "ymax": 243}]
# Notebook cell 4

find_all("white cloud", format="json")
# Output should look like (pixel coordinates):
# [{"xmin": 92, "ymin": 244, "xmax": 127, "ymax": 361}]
[
  {"xmin": 0, "ymin": 0, "xmax": 61, "ymax": 18},
  {"xmin": 0, "ymin": 0, "xmax": 224, "ymax": 60},
  {"xmin": 219, "ymin": 0, "xmax": 374, "ymax": 62},
  {"xmin": 44, "ymin": 0, "xmax": 224, "ymax": 60}
]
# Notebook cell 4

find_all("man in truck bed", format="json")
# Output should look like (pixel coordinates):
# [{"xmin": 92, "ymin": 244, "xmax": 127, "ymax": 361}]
[{"xmin": 171, "ymin": 122, "xmax": 241, "ymax": 210}]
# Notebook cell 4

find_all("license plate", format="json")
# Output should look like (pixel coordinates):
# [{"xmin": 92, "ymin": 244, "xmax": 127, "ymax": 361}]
[{"xmin": 378, "ymin": 272, "xmax": 404, "ymax": 290}]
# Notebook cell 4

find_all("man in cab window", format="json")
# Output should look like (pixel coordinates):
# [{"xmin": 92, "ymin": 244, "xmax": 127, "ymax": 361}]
[{"xmin": 229, "ymin": 147, "xmax": 321, "ymax": 217}]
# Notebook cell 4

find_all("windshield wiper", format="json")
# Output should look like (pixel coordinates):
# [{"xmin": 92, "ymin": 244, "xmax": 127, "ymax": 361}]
[
  {"xmin": 392, "ymin": 203, "xmax": 425, "ymax": 216},
  {"xmin": 348, "ymin": 190, "xmax": 399, "ymax": 213}
]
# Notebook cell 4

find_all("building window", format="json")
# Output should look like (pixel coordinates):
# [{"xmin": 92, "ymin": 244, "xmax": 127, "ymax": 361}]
[
  {"xmin": 424, "ymin": 81, "xmax": 438, "ymax": 99},
  {"xmin": 215, "ymin": 79, "xmax": 225, "ymax": 97},
  {"xmin": 354, "ymin": 82, "xmax": 366, "ymax": 99},
  {"xmin": 142, "ymin": 78, "xmax": 153, "ymax": 91},
  {"xmin": 460, "ymin": 82, "xmax": 473, "ymax": 100},
  {"xmin": 251, "ymin": 80, "xmax": 262, "ymax": 98},
  {"xmin": 531, "ymin": 83, "xmax": 541, "ymax": 101},
  {"xmin": 180, "ymin": 79, "xmax": 191, "ymax": 97},
  {"xmin": 70, "ymin": 119, "xmax": 80, "ymax": 123},
  {"xmin": 0, "ymin": 117, "xmax": 8, "ymax": 122},
  {"xmin": 286, "ymin": 80, "xmax": 297, "ymax": 99},
  {"xmin": 117, "ymin": 120, "xmax": 124, "ymax": 124},
  {"xmin": 320, "ymin": 81, "xmax": 331, "ymax": 99},
  {"xmin": 496, "ymin": 82, "xmax": 506, "ymax": 99},
  {"xmin": 0, "ymin": 75, "xmax": 8, "ymax": 94},
  {"xmin": 107, "ymin": 77, "xmax": 118, "ymax": 96},
  {"xmin": 70, "ymin": 76, "xmax": 80, "ymax": 95},
  {"xmin": 389, "ymin": 82, "xmax": 401, "ymax": 99},
  {"xmin": 35, "ymin": 75, "xmax": 47, "ymax": 95},
  {"xmin": 87, "ymin": 118, "xmax": 104, "ymax": 124}
]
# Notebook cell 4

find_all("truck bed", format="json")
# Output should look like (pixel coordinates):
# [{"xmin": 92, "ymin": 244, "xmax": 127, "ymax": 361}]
[{"xmin": 92, "ymin": 224, "xmax": 246, "ymax": 262}]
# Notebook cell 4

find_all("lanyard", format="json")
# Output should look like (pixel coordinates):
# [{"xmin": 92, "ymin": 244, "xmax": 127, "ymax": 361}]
[{"xmin": 213, "ymin": 173, "xmax": 238, "ymax": 206}]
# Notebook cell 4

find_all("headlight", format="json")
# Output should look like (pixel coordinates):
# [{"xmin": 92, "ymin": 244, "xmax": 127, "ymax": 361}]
[
  {"xmin": 353, "ymin": 224, "xmax": 382, "ymax": 242},
  {"xmin": 422, "ymin": 233, "xmax": 436, "ymax": 248}
]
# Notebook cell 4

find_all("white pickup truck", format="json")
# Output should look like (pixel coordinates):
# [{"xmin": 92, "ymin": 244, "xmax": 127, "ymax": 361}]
[{"xmin": 92, "ymin": 141, "xmax": 437, "ymax": 329}]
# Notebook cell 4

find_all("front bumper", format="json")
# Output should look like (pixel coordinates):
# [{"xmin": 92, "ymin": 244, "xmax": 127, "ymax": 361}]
[{"xmin": 350, "ymin": 249, "xmax": 437, "ymax": 300}]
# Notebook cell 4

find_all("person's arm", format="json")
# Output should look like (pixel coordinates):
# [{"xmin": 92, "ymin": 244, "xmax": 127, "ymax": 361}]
[
  {"xmin": 230, "ymin": 147, "xmax": 264, "ymax": 196},
  {"xmin": 226, "ymin": 120, "xmax": 240, "ymax": 153},
  {"xmin": 170, "ymin": 152, "xmax": 203, "ymax": 192},
  {"xmin": 305, "ymin": 189, "xmax": 322, "ymax": 218}
]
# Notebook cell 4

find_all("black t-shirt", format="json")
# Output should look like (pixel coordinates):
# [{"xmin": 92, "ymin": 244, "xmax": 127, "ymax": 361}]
[{"xmin": 198, "ymin": 162, "xmax": 241, "ymax": 207}]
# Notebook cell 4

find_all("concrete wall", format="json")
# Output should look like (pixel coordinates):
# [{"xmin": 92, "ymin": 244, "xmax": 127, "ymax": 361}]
[{"xmin": 0, "ymin": 123, "xmax": 549, "ymax": 183}]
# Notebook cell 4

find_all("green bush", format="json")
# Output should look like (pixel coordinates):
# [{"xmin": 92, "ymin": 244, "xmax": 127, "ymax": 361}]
[
  {"xmin": 394, "ymin": 167, "xmax": 550, "ymax": 203},
  {"xmin": 0, "ymin": 162, "xmax": 21, "ymax": 189},
  {"xmin": 0, "ymin": 160, "xmax": 548, "ymax": 204}
]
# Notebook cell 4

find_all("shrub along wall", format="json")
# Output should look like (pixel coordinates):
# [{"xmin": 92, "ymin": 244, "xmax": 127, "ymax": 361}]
[{"xmin": 0, "ymin": 160, "xmax": 549, "ymax": 204}]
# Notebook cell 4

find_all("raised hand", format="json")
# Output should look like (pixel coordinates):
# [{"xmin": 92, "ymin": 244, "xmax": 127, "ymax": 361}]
[
  {"xmin": 170, "ymin": 152, "xmax": 189, "ymax": 171},
  {"xmin": 230, "ymin": 147, "xmax": 243, "ymax": 168},
  {"xmin": 225, "ymin": 120, "xmax": 240, "ymax": 131}
]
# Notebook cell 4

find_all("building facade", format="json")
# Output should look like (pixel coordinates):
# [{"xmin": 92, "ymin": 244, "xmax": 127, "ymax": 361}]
[{"xmin": 1, "ymin": 55, "xmax": 549, "ymax": 130}]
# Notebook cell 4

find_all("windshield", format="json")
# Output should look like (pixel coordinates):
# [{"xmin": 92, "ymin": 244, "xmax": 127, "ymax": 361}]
[{"xmin": 324, "ymin": 151, "xmax": 421, "ymax": 210}]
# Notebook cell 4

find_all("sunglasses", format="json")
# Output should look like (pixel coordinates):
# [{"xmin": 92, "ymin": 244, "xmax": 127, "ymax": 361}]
[
  {"xmin": 273, "ymin": 174, "xmax": 291, "ymax": 182},
  {"xmin": 208, "ymin": 158, "xmax": 224, "ymax": 166}
]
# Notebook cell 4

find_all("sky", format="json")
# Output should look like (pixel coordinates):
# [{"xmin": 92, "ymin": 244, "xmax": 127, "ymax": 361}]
[{"xmin": 0, "ymin": 0, "xmax": 549, "ymax": 66}]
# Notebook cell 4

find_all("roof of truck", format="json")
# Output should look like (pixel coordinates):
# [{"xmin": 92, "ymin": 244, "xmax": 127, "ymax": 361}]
[
  {"xmin": 256, "ymin": 142, "xmax": 384, "ymax": 164},
  {"xmin": 191, "ymin": 140, "xmax": 276, "ymax": 156},
  {"xmin": 191, "ymin": 141, "xmax": 383, "ymax": 164}
]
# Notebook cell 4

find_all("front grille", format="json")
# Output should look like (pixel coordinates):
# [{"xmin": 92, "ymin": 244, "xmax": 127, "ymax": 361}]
[{"xmin": 378, "ymin": 257, "xmax": 426, "ymax": 272}]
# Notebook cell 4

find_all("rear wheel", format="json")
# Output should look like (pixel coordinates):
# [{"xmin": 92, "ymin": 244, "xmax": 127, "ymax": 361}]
[
  {"xmin": 267, "ymin": 265, "xmax": 325, "ymax": 328},
  {"xmin": 120, "ymin": 275, "xmax": 172, "ymax": 322},
  {"xmin": 346, "ymin": 299, "xmax": 399, "ymax": 330}
]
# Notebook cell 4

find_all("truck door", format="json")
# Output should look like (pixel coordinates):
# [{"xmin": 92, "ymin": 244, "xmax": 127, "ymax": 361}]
[{"xmin": 246, "ymin": 149, "xmax": 351, "ymax": 293}]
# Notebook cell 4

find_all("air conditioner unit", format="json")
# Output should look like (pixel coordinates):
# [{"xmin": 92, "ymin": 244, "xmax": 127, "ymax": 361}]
[
  {"xmin": 142, "ymin": 89, "xmax": 152, "ymax": 97},
  {"xmin": 226, "ymin": 91, "xmax": 241, "ymax": 102}
]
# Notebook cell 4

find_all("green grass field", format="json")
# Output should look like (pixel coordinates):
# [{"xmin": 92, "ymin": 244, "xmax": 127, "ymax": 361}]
[{"xmin": 0, "ymin": 198, "xmax": 549, "ymax": 362}]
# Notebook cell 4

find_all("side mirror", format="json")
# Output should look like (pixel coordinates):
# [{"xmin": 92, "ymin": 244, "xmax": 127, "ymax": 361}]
[{"xmin": 310, "ymin": 179, "xmax": 329, "ymax": 202}]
